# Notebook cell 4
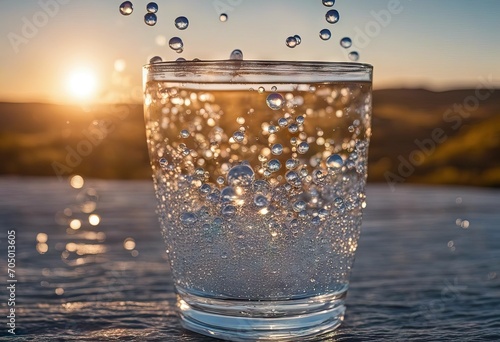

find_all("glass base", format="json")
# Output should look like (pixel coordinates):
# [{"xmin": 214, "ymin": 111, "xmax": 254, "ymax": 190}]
[{"xmin": 177, "ymin": 287, "xmax": 347, "ymax": 342}]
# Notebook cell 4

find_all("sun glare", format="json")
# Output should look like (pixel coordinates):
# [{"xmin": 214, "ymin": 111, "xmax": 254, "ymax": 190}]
[{"xmin": 67, "ymin": 68, "xmax": 98, "ymax": 101}]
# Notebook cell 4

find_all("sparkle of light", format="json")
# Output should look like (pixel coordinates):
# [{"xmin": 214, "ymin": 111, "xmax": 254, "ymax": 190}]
[{"xmin": 67, "ymin": 68, "xmax": 98, "ymax": 100}]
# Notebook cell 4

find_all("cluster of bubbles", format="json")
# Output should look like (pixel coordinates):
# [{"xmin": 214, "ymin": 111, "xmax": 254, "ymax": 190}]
[{"xmin": 121, "ymin": 0, "xmax": 360, "ymax": 62}]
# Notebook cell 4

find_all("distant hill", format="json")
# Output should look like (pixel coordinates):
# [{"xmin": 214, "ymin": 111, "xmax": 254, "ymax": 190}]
[{"xmin": 0, "ymin": 88, "xmax": 499, "ymax": 187}]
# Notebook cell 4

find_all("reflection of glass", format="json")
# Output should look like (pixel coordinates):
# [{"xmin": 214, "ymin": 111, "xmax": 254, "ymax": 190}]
[{"xmin": 143, "ymin": 61, "xmax": 373, "ymax": 341}]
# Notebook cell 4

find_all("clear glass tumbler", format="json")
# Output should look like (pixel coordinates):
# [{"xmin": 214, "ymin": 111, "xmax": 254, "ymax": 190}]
[{"xmin": 143, "ymin": 61, "xmax": 372, "ymax": 341}]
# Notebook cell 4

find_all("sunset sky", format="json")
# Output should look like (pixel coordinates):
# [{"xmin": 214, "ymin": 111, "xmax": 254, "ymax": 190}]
[{"xmin": 0, "ymin": 0, "xmax": 499, "ymax": 104}]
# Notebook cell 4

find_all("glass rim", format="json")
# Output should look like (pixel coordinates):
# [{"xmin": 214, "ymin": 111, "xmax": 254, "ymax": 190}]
[{"xmin": 143, "ymin": 60, "xmax": 373, "ymax": 84}]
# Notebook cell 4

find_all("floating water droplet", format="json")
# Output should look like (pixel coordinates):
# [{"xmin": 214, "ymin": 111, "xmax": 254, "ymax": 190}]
[
  {"xmin": 159, "ymin": 158, "xmax": 168, "ymax": 167},
  {"xmin": 169, "ymin": 37, "xmax": 184, "ymax": 52},
  {"xmin": 266, "ymin": 93, "xmax": 285, "ymax": 110},
  {"xmin": 340, "ymin": 37, "xmax": 352, "ymax": 48},
  {"xmin": 326, "ymin": 154, "xmax": 343, "ymax": 171},
  {"xmin": 286, "ymin": 36, "xmax": 298, "ymax": 48},
  {"xmin": 271, "ymin": 144, "xmax": 283, "ymax": 155},
  {"xmin": 325, "ymin": 9, "xmax": 340, "ymax": 24},
  {"xmin": 119, "ymin": 1, "xmax": 133, "ymax": 15},
  {"xmin": 219, "ymin": 13, "xmax": 228, "ymax": 22},
  {"xmin": 180, "ymin": 130, "xmax": 190, "ymax": 138},
  {"xmin": 348, "ymin": 51, "xmax": 360, "ymax": 61},
  {"xmin": 288, "ymin": 124, "xmax": 299, "ymax": 133},
  {"xmin": 217, "ymin": 176, "xmax": 225, "ymax": 185},
  {"xmin": 227, "ymin": 164, "xmax": 255, "ymax": 187},
  {"xmin": 144, "ymin": 13, "xmax": 157, "ymax": 26},
  {"xmin": 297, "ymin": 142, "xmax": 309, "ymax": 154},
  {"xmin": 319, "ymin": 29, "xmax": 331, "ymax": 40},
  {"xmin": 268, "ymin": 159, "xmax": 281, "ymax": 172},
  {"xmin": 149, "ymin": 56, "xmax": 162, "ymax": 64},
  {"xmin": 296, "ymin": 116, "xmax": 305, "ymax": 125},
  {"xmin": 294, "ymin": 35, "xmax": 302, "ymax": 45},
  {"xmin": 230, "ymin": 49, "xmax": 243, "ymax": 60},
  {"xmin": 146, "ymin": 2, "xmax": 158, "ymax": 13},
  {"xmin": 175, "ymin": 16, "xmax": 189, "ymax": 30},
  {"xmin": 254, "ymin": 195, "xmax": 269, "ymax": 207},
  {"xmin": 322, "ymin": 0, "xmax": 335, "ymax": 7},
  {"xmin": 222, "ymin": 205, "xmax": 236, "ymax": 216},
  {"xmin": 180, "ymin": 212, "xmax": 197, "ymax": 226},
  {"xmin": 233, "ymin": 131, "xmax": 245, "ymax": 142}
]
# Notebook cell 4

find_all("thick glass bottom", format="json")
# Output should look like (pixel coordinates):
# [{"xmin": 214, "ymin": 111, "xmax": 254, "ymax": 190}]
[{"xmin": 177, "ymin": 287, "xmax": 347, "ymax": 341}]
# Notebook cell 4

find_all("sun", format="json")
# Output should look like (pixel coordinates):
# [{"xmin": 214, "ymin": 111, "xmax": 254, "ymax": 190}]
[{"xmin": 67, "ymin": 68, "xmax": 98, "ymax": 101}]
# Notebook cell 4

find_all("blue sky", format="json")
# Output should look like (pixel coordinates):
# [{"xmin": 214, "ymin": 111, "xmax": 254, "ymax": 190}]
[{"xmin": 0, "ymin": 0, "xmax": 499, "ymax": 103}]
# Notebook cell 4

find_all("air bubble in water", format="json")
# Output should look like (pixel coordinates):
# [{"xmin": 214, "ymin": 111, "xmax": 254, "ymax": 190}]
[
  {"xmin": 227, "ymin": 164, "xmax": 255, "ymax": 187},
  {"xmin": 221, "ymin": 187, "xmax": 236, "ymax": 203},
  {"xmin": 144, "ymin": 13, "xmax": 157, "ymax": 26},
  {"xmin": 297, "ymin": 142, "xmax": 309, "ymax": 154},
  {"xmin": 340, "ymin": 37, "xmax": 352, "ymax": 48},
  {"xmin": 293, "ymin": 201, "xmax": 306, "ymax": 212},
  {"xmin": 180, "ymin": 212, "xmax": 197, "ymax": 226},
  {"xmin": 349, "ymin": 51, "xmax": 360, "ymax": 61},
  {"xmin": 288, "ymin": 124, "xmax": 299, "ymax": 133},
  {"xmin": 146, "ymin": 2, "xmax": 158, "ymax": 13},
  {"xmin": 312, "ymin": 169, "xmax": 327, "ymax": 185},
  {"xmin": 322, "ymin": 0, "xmax": 335, "ymax": 7},
  {"xmin": 230, "ymin": 49, "xmax": 243, "ymax": 60},
  {"xmin": 219, "ymin": 13, "xmax": 228, "ymax": 22},
  {"xmin": 169, "ymin": 37, "xmax": 184, "ymax": 52},
  {"xmin": 254, "ymin": 195, "xmax": 269, "ymax": 207},
  {"xmin": 271, "ymin": 144, "xmax": 283, "ymax": 155},
  {"xmin": 175, "ymin": 16, "xmax": 189, "ymax": 30},
  {"xmin": 222, "ymin": 205, "xmax": 236, "ymax": 216},
  {"xmin": 285, "ymin": 171, "xmax": 301, "ymax": 187},
  {"xmin": 286, "ymin": 158, "xmax": 299, "ymax": 170},
  {"xmin": 119, "ymin": 1, "xmax": 133, "ymax": 15},
  {"xmin": 326, "ymin": 10, "xmax": 340, "ymax": 24},
  {"xmin": 266, "ymin": 93, "xmax": 285, "ymax": 110},
  {"xmin": 320, "ymin": 29, "xmax": 331, "ymax": 40},
  {"xmin": 326, "ymin": 154, "xmax": 343, "ymax": 171},
  {"xmin": 268, "ymin": 159, "xmax": 281, "ymax": 172},
  {"xmin": 286, "ymin": 36, "xmax": 298, "ymax": 48},
  {"xmin": 233, "ymin": 131, "xmax": 245, "ymax": 142},
  {"xmin": 180, "ymin": 130, "xmax": 190, "ymax": 138},
  {"xmin": 149, "ymin": 56, "xmax": 162, "ymax": 64},
  {"xmin": 278, "ymin": 118, "xmax": 288, "ymax": 127}
]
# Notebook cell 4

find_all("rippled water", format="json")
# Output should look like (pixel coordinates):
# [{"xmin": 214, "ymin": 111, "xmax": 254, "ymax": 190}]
[{"xmin": 0, "ymin": 178, "xmax": 499, "ymax": 341}]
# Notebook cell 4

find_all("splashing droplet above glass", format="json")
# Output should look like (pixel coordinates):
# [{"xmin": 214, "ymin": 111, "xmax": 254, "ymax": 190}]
[
  {"xmin": 326, "ymin": 154, "xmax": 343, "ymax": 171},
  {"xmin": 169, "ymin": 37, "xmax": 184, "ymax": 52},
  {"xmin": 348, "ymin": 51, "xmax": 360, "ymax": 61},
  {"xmin": 266, "ymin": 93, "xmax": 285, "ymax": 110},
  {"xmin": 219, "ymin": 13, "xmax": 228, "ymax": 22},
  {"xmin": 175, "ymin": 16, "xmax": 189, "ymax": 30},
  {"xmin": 320, "ymin": 29, "xmax": 331, "ymax": 41},
  {"xmin": 149, "ymin": 56, "xmax": 162, "ymax": 64},
  {"xmin": 233, "ymin": 131, "xmax": 245, "ymax": 142},
  {"xmin": 144, "ymin": 13, "xmax": 157, "ymax": 26},
  {"xmin": 325, "ymin": 9, "xmax": 340, "ymax": 24},
  {"xmin": 322, "ymin": 0, "xmax": 335, "ymax": 7},
  {"xmin": 119, "ymin": 1, "xmax": 133, "ymax": 15},
  {"xmin": 286, "ymin": 36, "xmax": 298, "ymax": 48},
  {"xmin": 294, "ymin": 35, "xmax": 302, "ymax": 45},
  {"xmin": 230, "ymin": 49, "xmax": 243, "ymax": 60},
  {"xmin": 340, "ymin": 37, "xmax": 352, "ymax": 48},
  {"xmin": 146, "ymin": 2, "xmax": 158, "ymax": 13}
]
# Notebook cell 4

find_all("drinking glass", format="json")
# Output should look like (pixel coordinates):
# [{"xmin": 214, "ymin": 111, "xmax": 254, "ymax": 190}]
[{"xmin": 143, "ymin": 60, "xmax": 372, "ymax": 341}]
